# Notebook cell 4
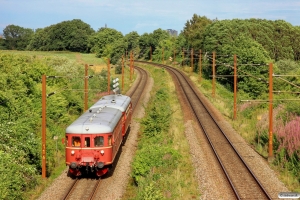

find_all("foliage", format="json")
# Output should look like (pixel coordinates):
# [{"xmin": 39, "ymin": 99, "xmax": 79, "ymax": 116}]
[
  {"xmin": 124, "ymin": 31, "xmax": 140, "ymax": 53},
  {"xmin": 88, "ymin": 28, "xmax": 123, "ymax": 57},
  {"xmin": 141, "ymin": 88, "xmax": 172, "ymax": 137},
  {"xmin": 201, "ymin": 19, "xmax": 299, "ymax": 61},
  {"xmin": 137, "ymin": 182, "xmax": 164, "ymax": 200},
  {"xmin": 27, "ymin": 19, "xmax": 94, "ymax": 52},
  {"xmin": 132, "ymin": 84, "xmax": 180, "ymax": 186},
  {"xmin": 127, "ymin": 66, "xmax": 199, "ymax": 199},
  {"xmin": 0, "ymin": 51, "xmax": 101, "ymax": 199},
  {"xmin": 149, "ymin": 29, "xmax": 170, "ymax": 53},
  {"xmin": 274, "ymin": 114, "xmax": 300, "ymax": 157},
  {"xmin": 109, "ymin": 38, "xmax": 127, "ymax": 65},
  {"xmin": 138, "ymin": 33, "xmax": 151, "ymax": 60},
  {"xmin": 115, "ymin": 64, "xmax": 122, "ymax": 74},
  {"xmin": 0, "ymin": 37, "xmax": 7, "ymax": 50},
  {"xmin": 0, "ymin": 150, "xmax": 37, "ymax": 200},
  {"xmin": 201, "ymin": 20, "xmax": 271, "ymax": 97},
  {"xmin": 152, "ymin": 38, "xmax": 175, "ymax": 63},
  {"xmin": 3, "ymin": 24, "xmax": 34, "ymax": 50},
  {"xmin": 182, "ymin": 14, "xmax": 212, "ymax": 49},
  {"xmin": 272, "ymin": 114, "xmax": 300, "ymax": 184}
]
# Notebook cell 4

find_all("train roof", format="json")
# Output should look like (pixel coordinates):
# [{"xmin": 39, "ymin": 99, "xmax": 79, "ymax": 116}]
[
  {"xmin": 89, "ymin": 94, "xmax": 131, "ymax": 112},
  {"xmin": 66, "ymin": 107, "xmax": 122, "ymax": 134}
]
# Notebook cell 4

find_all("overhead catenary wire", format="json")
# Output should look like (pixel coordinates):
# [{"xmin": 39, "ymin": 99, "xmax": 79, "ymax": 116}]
[
  {"xmin": 241, "ymin": 99, "xmax": 300, "ymax": 102},
  {"xmin": 274, "ymin": 76, "xmax": 300, "ymax": 90},
  {"xmin": 273, "ymin": 91, "xmax": 300, "ymax": 94},
  {"xmin": 205, "ymin": 54, "xmax": 269, "ymax": 83}
]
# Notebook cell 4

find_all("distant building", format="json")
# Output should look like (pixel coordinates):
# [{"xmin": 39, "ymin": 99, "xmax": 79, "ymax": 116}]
[{"xmin": 166, "ymin": 29, "xmax": 178, "ymax": 37}]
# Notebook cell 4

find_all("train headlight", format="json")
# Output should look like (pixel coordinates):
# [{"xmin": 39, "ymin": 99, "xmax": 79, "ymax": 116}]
[
  {"xmin": 100, "ymin": 150, "xmax": 104, "ymax": 155},
  {"xmin": 71, "ymin": 150, "xmax": 75, "ymax": 155},
  {"xmin": 97, "ymin": 162, "xmax": 104, "ymax": 168},
  {"xmin": 70, "ymin": 162, "xmax": 77, "ymax": 169}
]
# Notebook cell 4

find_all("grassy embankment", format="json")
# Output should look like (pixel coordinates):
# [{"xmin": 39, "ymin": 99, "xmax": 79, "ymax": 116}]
[
  {"xmin": 123, "ymin": 65, "xmax": 200, "ymax": 199},
  {"xmin": 181, "ymin": 65, "xmax": 300, "ymax": 192}
]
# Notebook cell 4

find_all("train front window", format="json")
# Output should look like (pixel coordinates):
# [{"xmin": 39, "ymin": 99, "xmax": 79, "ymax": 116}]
[
  {"xmin": 85, "ymin": 137, "xmax": 90, "ymax": 147},
  {"xmin": 72, "ymin": 136, "xmax": 81, "ymax": 147},
  {"xmin": 94, "ymin": 136, "xmax": 104, "ymax": 147},
  {"xmin": 65, "ymin": 136, "xmax": 68, "ymax": 146}
]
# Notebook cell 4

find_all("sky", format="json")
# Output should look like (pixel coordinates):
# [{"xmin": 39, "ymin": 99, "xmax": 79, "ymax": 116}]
[{"xmin": 1, "ymin": 0, "xmax": 300, "ymax": 35}]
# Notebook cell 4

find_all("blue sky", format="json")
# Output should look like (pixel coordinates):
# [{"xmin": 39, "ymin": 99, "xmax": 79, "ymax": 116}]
[{"xmin": 1, "ymin": 0, "xmax": 300, "ymax": 35}]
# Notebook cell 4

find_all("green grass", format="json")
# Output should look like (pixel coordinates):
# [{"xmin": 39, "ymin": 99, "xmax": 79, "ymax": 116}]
[
  {"xmin": 1, "ymin": 50, "xmax": 106, "ymax": 66},
  {"xmin": 122, "ymin": 65, "xmax": 200, "ymax": 199}
]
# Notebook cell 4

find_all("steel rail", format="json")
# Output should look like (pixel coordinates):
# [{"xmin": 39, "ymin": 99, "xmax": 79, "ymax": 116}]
[{"xmin": 135, "ymin": 60, "xmax": 272, "ymax": 200}]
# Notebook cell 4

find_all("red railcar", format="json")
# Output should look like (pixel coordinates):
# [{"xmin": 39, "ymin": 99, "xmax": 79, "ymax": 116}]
[{"xmin": 65, "ymin": 94, "xmax": 132, "ymax": 177}]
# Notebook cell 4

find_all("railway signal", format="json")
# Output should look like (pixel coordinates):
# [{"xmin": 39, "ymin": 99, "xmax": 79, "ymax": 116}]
[{"xmin": 113, "ymin": 78, "xmax": 120, "ymax": 94}]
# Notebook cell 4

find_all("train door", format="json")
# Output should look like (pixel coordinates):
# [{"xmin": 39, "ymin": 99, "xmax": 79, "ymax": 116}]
[{"xmin": 81, "ymin": 135, "xmax": 94, "ymax": 164}]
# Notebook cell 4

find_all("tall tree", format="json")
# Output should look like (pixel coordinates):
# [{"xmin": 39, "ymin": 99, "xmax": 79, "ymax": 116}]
[
  {"xmin": 3, "ymin": 25, "xmax": 34, "ymax": 50},
  {"xmin": 88, "ymin": 28, "xmax": 123, "ymax": 57},
  {"xmin": 291, "ymin": 26, "xmax": 300, "ymax": 61},
  {"xmin": 124, "ymin": 31, "xmax": 140, "ymax": 53},
  {"xmin": 271, "ymin": 20, "xmax": 294, "ymax": 61},
  {"xmin": 182, "ymin": 14, "xmax": 212, "ymax": 49},
  {"xmin": 149, "ymin": 28, "xmax": 170, "ymax": 54},
  {"xmin": 139, "ymin": 33, "xmax": 151, "ymax": 59}
]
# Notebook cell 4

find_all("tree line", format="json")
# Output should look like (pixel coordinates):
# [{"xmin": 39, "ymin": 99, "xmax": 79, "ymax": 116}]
[
  {"xmin": 1, "ymin": 15, "xmax": 300, "ymax": 105},
  {"xmin": 1, "ymin": 16, "xmax": 300, "ymax": 107},
  {"xmin": 1, "ymin": 17, "xmax": 300, "ymax": 62}
]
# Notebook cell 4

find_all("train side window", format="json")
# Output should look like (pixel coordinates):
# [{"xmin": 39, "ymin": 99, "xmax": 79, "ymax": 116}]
[
  {"xmin": 72, "ymin": 137, "xmax": 81, "ymax": 147},
  {"xmin": 108, "ymin": 135, "xmax": 112, "ymax": 146},
  {"xmin": 85, "ymin": 137, "xmax": 90, "ymax": 147},
  {"xmin": 94, "ymin": 136, "xmax": 104, "ymax": 147}
]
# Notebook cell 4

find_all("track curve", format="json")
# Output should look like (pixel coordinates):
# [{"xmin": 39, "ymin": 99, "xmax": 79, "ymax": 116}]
[{"xmin": 135, "ymin": 60, "xmax": 272, "ymax": 200}]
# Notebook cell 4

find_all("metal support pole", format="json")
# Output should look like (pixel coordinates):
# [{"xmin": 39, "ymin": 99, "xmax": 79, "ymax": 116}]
[
  {"xmin": 212, "ymin": 52, "xmax": 216, "ymax": 98},
  {"xmin": 199, "ymin": 49, "xmax": 202, "ymax": 82},
  {"xmin": 150, "ymin": 46, "xmax": 152, "ymax": 62},
  {"xmin": 182, "ymin": 48, "xmax": 184, "ymax": 66},
  {"xmin": 191, "ymin": 48, "xmax": 193, "ymax": 75},
  {"xmin": 84, "ymin": 64, "xmax": 88, "ymax": 111},
  {"xmin": 41, "ymin": 75, "xmax": 47, "ymax": 178},
  {"xmin": 173, "ymin": 49, "xmax": 175, "ymax": 65},
  {"xmin": 132, "ymin": 52, "xmax": 134, "ymax": 75},
  {"xmin": 107, "ymin": 59, "xmax": 110, "ymax": 94},
  {"xmin": 162, "ymin": 47, "xmax": 164, "ymax": 64},
  {"xmin": 233, "ymin": 55, "xmax": 237, "ymax": 120},
  {"xmin": 122, "ymin": 55, "xmax": 124, "ymax": 92},
  {"xmin": 268, "ymin": 63, "xmax": 274, "ymax": 161},
  {"xmin": 130, "ymin": 52, "xmax": 132, "ymax": 81}
]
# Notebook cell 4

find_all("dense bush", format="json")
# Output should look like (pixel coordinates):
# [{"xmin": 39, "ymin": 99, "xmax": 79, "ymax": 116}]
[
  {"xmin": 0, "ymin": 52, "xmax": 102, "ymax": 199},
  {"xmin": 274, "ymin": 114, "xmax": 300, "ymax": 178},
  {"xmin": 130, "ymin": 67, "xmax": 186, "ymax": 200}
]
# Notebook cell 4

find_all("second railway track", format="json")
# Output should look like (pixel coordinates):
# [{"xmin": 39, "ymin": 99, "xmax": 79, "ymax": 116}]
[{"xmin": 135, "ymin": 60, "xmax": 272, "ymax": 200}]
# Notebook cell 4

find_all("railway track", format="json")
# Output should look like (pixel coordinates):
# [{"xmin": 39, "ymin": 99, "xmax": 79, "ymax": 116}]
[
  {"xmin": 135, "ymin": 61, "xmax": 272, "ymax": 200},
  {"xmin": 63, "ymin": 178, "xmax": 101, "ymax": 200},
  {"xmin": 62, "ymin": 66, "xmax": 148, "ymax": 200},
  {"xmin": 126, "ymin": 66, "xmax": 149, "ymax": 110}
]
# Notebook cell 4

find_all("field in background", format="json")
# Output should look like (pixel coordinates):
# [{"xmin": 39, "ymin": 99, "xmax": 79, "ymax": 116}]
[{"xmin": 2, "ymin": 50, "xmax": 106, "ymax": 66}]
